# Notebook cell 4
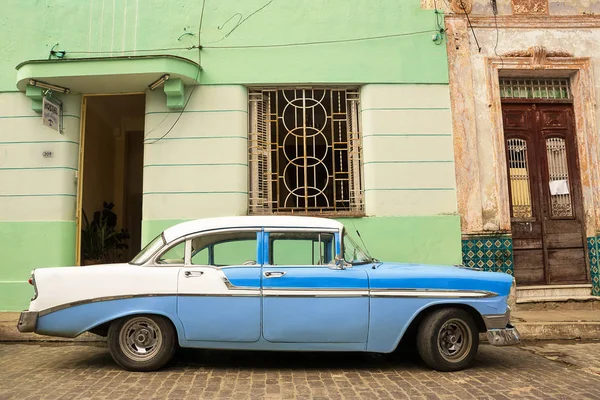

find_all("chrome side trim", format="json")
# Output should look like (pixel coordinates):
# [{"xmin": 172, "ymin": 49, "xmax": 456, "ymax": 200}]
[
  {"xmin": 217, "ymin": 270, "xmax": 259, "ymax": 291},
  {"xmin": 370, "ymin": 289, "xmax": 498, "ymax": 299},
  {"xmin": 178, "ymin": 293, "xmax": 260, "ymax": 298},
  {"xmin": 263, "ymin": 289, "xmax": 369, "ymax": 298},
  {"xmin": 38, "ymin": 293, "xmax": 176, "ymax": 317}
]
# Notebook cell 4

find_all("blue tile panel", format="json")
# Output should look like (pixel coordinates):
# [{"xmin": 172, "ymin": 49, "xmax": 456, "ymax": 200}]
[
  {"xmin": 461, "ymin": 236, "xmax": 513, "ymax": 275},
  {"xmin": 587, "ymin": 237, "xmax": 600, "ymax": 297}
]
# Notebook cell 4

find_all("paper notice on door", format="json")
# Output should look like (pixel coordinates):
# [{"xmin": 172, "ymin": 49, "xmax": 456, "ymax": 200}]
[{"xmin": 549, "ymin": 179, "xmax": 569, "ymax": 195}]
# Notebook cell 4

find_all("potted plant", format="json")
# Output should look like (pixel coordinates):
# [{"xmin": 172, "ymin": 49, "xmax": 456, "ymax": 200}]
[{"xmin": 81, "ymin": 202, "xmax": 129, "ymax": 265}]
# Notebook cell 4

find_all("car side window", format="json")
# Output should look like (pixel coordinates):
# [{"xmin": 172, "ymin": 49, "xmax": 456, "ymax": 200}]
[
  {"xmin": 191, "ymin": 231, "xmax": 258, "ymax": 266},
  {"xmin": 156, "ymin": 241, "xmax": 185, "ymax": 265},
  {"xmin": 269, "ymin": 232, "xmax": 335, "ymax": 266}
]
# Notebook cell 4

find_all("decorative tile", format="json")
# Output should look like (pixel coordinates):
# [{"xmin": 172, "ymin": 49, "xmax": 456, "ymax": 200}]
[
  {"xmin": 461, "ymin": 235, "xmax": 514, "ymax": 275},
  {"xmin": 588, "ymin": 236, "xmax": 600, "ymax": 297}
]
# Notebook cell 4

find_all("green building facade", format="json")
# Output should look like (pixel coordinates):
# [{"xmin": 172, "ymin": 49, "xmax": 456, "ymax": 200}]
[{"xmin": 0, "ymin": 0, "xmax": 460, "ymax": 311}]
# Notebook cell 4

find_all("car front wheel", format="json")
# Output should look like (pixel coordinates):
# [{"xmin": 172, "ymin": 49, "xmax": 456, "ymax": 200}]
[
  {"xmin": 416, "ymin": 308, "xmax": 479, "ymax": 372},
  {"xmin": 108, "ymin": 314, "xmax": 176, "ymax": 372}
]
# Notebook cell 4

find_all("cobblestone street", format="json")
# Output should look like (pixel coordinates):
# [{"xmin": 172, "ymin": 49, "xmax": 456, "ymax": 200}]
[{"xmin": 1, "ymin": 341, "xmax": 600, "ymax": 400}]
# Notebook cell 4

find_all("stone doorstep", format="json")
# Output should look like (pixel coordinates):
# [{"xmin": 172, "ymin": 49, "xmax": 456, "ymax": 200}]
[{"xmin": 2, "ymin": 312, "xmax": 600, "ymax": 344}]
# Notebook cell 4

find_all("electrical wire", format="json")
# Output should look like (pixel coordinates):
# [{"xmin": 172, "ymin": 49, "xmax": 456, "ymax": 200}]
[
  {"xmin": 145, "ymin": 0, "xmax": 206, "ymax": 145},
  {"xmin": 433, "ymin": 0, "xmax": 446, "ymax": 45},
  {"xmin": 202, "ymin": 29, "xmax": 439, "ymax": 49},
  {"xmin": 460, "ymin": 0, "xmax": 481, "ymax": 52},
  {"xmin": 67, "ymin": 46, "xmax": 194, "ymax": 55},
  {"xmin": 491, "ymin": 0, "xmax": 504, "ymax": 69},
  {"xmin": 205, "ymin": 0, "xmax": 275, "ymax": 46}
]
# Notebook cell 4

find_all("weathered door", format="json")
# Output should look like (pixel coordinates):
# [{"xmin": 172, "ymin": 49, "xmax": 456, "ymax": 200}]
[{"xmin": 503, "ymin": 103, "xmax": 589, "ymax": 285}]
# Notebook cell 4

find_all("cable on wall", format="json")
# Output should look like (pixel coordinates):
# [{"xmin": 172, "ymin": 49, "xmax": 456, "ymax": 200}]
[{"xmin": 144, "ymin": 0, "xmax": 206, "ymax": 145}]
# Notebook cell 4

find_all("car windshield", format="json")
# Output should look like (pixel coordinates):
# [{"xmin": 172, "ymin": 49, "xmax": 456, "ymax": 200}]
[
  {"xmin": 343, "ymin": 230, "xmax": 373, "ymax": 264},
  {"xmin": 130, "ymin": 234, "xmax": 165, "ymax": 265}
]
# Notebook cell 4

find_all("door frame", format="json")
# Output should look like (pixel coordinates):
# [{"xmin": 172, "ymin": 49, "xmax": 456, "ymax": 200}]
[{"xmin": 75, "ymin": 92, "xmax": 145, "ymax": 266}]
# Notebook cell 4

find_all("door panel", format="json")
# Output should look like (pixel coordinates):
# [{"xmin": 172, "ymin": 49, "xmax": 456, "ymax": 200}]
[
  {"xmin": 262, "ymin": 267, "xmax": 369, "ymax": 343},
  {"xmin": 513, "ymin": 250, "xmax": 545, "ymax": 285},
  {"xmin": 503, "ymin": 103, "xmax": 589, "ymax": 285},
  {"xmin": 177, "ymin": 266, "xmax": 262, "ymax": 342},
  {"xmin": 547, "ymin": 249, "xmax": 588, "ymax": 283}
]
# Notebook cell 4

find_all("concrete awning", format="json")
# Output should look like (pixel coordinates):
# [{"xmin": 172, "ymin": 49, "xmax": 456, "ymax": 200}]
[
  {"xmin": 15, "ymin": 55, "xmax": 200, "ymax": 94},
  {"xmin": 16, "ymin": 55, "xmax": 200, "ymax": 111}
]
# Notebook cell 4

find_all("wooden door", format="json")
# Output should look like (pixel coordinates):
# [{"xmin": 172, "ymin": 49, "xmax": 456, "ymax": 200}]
[{"xmin": 503, "ymin": 103, "xmax": 589, "ymax": 285}]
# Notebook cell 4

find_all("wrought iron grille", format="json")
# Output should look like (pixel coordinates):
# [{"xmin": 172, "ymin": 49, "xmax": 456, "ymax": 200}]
[
  {"xmin": 546, "ymin": 137, "xmax": 573, "ymax": 217},
  {"xmin": 499, "ymin": 78, "xmax": 571, "ymax": 100},
  {"xmin": 249, "ymin": 88, "xmax": 364, "ymax": 215},
  {"xmin": 507, "ymin": 138, "xmax": 533, "ymax": 218}
]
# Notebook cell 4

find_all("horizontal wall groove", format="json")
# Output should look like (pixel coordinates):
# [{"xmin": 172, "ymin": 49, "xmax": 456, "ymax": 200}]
[
  {"xmin": 364, "ymin": 188, "xmax": 455, "ymax": 191},
  {"xmin": 143, "ymin": 191, "xmax": 248, "ymax": 195},
  {"xmin": 363, "ymin": 134, "xmax": 452, "ymax": 138},
  {"xmin": 143, "ymin": 136, "xmax": 247, "ymax": 141},
  {"xmin": 0, "ymin": 194, "xmax": 76, "ymax": 197},
  {"xmin": 145, "ymin": 109, "xmax": 248, "ymax": 116},
  {"xmin": 0, "ymin": 166, "xmax": 77, "ymax": 171},
  {"xmin": 0, "ymin": 140, "xmax": 79, "ymax": 145},
  {"xmin": 144, "ymin": 163, "xmax": 248, "ymax": 168},
  {"xmin": 0, "ymin": 114, "xmax": 81, "ymax": 119},
  {"xmin": 363, "ymin": 160, "xmax": 454, "ymax": 165},
  {"xmin": 361, "ymin": 107, "xmax": 450, "ymax": 112}
]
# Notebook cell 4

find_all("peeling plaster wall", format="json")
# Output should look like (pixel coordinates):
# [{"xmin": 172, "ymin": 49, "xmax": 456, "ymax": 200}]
[{"xmin": 458, "ymin": 26, "xmax": 600, "ymax": 234}]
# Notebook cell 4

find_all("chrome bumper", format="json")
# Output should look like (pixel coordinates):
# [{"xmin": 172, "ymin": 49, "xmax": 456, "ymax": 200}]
[
  {"xmin": 17, "ymin": 311, "xmax": 38, "ymax": 333},
  {"xmin": 486, "ymin": 324, "xmax": 521, "ymax": 346}
]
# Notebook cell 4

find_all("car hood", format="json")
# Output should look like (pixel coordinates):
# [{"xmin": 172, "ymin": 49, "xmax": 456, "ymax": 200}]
[{"xmin": 366, "ymin": 262, "xmax": 514, "ymax": 297}]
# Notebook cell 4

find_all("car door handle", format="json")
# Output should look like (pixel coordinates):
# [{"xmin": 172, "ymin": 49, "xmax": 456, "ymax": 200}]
[
  {"xmin": 184, "ymin": 271, "xmax": 204, "ymax": 278},
  {"xmin": 264, "ymin": 271, "xmax": 286, "ymax": 278}
]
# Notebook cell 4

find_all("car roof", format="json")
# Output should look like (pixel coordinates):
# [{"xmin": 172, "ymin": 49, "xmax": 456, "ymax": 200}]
[{"xmin": 162, "ymin": 216, "xmax": 345, "ymax": 243}]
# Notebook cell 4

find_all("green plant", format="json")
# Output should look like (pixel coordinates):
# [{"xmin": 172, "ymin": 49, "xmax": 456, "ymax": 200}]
[{"xmin": 81, "ymin": 202, "xmax": 129, "ymax": 262}]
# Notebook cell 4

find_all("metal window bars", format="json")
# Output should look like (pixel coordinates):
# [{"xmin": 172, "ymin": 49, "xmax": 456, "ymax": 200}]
[
  {"xmin": 248, "ymin": 88, "xmax": 364, "ymax": 215},
  {"xmin": 499, "ymin": 78, "xmax": 571, "ymax": 100}
]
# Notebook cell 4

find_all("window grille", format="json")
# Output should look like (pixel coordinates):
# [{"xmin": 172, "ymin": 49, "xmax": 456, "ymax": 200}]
[
  {"xmin": 507, "ymin": 138, "xmax": 533, "ymax": 218},
  {"xmin": 249, "ymin": 88, "xmax": 364, "ymax": 215},
  {"xmin": 499, "ymin": 78, "xmax": 571, "ymax": 100},
  {"xmin": 546, "ymin": 137, "xmax": 573, "ymax": 217}
]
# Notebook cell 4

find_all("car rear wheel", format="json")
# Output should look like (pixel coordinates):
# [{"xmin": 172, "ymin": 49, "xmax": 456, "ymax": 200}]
[
  {"xmin": 416, "ymin": 308, "xmax": 479, "ymax": 372},
  {"xmin": 108, "ymin": 315, "xmax": 176, "ymax": 372}
]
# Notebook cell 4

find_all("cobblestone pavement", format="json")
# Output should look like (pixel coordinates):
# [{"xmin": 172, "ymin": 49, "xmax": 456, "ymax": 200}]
[{"xmin": 1, "ymin": 341, "xmax": 600, "ymax": 400}]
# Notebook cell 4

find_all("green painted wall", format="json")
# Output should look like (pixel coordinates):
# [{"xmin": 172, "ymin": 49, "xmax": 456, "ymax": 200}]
[
  {"xmin": 143, "ymin": 216, "xmax": 462, "ymax": 266},
  {"xmin": 0, "ymin": 222, "xmax": 75, "ymax": 311},
  {"xmin": 1, "ymin": 0, "xmax": 447, "ymax": 91}
]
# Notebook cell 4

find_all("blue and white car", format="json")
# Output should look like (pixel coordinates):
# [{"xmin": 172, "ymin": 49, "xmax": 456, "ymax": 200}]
[{"xmin": 18, "ymin": 216, "xmax": 520, "ymax": 372}]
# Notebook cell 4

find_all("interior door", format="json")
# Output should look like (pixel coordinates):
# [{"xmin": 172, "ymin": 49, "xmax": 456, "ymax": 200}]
[
  {"xmin": 261, "ymin": 231, "xmax": 369, "ymax": 343},
  {"xmin": 503, "ymin": 103, "xmax": 589, "ymax": 285}
]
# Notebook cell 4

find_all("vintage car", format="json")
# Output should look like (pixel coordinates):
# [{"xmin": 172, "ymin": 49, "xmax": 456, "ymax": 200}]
[{"xmin": 18, "ymin": 216, "xmax": 520, "ymax": 372}]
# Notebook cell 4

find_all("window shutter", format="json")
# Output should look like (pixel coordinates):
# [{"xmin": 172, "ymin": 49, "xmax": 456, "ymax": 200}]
[
  {"xmin": 248, "ymin": 92, "xmax": 272, "ymax": 214},
  {"xmin": 347, "ymin": 91, "xmax": 364, "ymax": 212}
]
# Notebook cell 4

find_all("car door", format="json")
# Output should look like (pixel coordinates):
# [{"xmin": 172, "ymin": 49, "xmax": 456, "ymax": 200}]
[
  {"xmin": 176, "ymin": 229, "xmax": 262, "ymax": 342},
  {"xmin": 261, "ymin": 230, "xmax": 369, "ymax": 344}
]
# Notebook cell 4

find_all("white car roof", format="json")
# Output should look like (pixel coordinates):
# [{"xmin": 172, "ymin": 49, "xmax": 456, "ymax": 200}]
[{"xmin": 162, "ymin": 216, "xmax": 345, "ymax": 243}]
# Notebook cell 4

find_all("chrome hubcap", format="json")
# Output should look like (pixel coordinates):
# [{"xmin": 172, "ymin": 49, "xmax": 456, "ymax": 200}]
[
  {"xmin": 119, "ymin": 317, "xmax": 162, "ymax": 361},
  {"xmin": 437, "ymin": 318, "xmax": 471, "ymax": 363}
]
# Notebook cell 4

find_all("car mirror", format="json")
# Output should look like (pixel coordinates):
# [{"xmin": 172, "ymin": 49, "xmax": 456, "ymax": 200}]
[{"xmin": 329, "ymin": 255, "xmax": 349, "ymax": 270}]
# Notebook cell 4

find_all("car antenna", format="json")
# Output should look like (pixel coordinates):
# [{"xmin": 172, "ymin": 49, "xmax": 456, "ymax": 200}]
[{"xmin": 350, "ymin": 221, "xmax": 377, "ymax": 263}]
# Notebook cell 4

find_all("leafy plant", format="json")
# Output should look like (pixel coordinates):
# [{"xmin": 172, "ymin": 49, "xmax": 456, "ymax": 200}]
[{"xmin": 81, "ymin": 202, "xmax": 130, "ymax": 263}]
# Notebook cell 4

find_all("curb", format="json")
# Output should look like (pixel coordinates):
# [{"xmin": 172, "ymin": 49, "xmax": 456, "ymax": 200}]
[{"xmin": 514, "ymin": 322, "xmax": 600, "ymax": 341}]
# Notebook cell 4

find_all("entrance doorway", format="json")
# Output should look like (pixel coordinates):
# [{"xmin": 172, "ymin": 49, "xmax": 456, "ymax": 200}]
[
  {"xmin": 502, "ymin": 96, "xmax": 589, "ymax": 285},
  {"xmin": 77, "ymin": 94, "xmax": 145, "ymax": 265}
]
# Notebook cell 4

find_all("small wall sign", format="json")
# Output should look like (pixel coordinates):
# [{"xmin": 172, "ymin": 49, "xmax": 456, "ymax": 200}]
[
  {"xmin": 42, "ymin": 151, "xmax": 54, "ymax": 158},
  {"xmin": 42, "ymin": 97, "xmax": 61, "ymax": 133}
]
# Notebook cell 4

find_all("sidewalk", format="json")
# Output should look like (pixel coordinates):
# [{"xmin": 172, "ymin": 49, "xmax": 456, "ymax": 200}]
[{"xmin": 1, "ymin": 309, "xmax": 600, "ymax": 343}]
